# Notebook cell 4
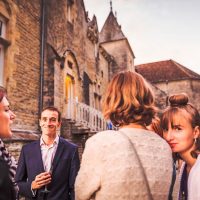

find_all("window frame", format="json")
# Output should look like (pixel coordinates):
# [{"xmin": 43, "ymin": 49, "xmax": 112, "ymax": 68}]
[
  {"xmin": 0, "ymin": 44, "xmax": 4, "ymax": 85},
  {"xmin": 0, "ymin": 15, "xmax": 6, "ymax": 38}
]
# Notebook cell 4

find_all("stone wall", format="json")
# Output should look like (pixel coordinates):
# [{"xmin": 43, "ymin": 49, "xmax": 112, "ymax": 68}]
[
  {"xmin": 101, "ymin": 39, "xmax": 134, "ymax": 79},
  {"xmin": 4, "ymin": 140, "xmax": 30, "ymax": 161},
  {"xmin": 2, "ymin": 0, "xmax": 41, "ymax": 131},
  {"xmin": 1, "ymin": 0, "xmax": 170, "ymax": 169},
  {"xmin": 155, "ymin": 79, "xmax": 200, "ymax": 111}
]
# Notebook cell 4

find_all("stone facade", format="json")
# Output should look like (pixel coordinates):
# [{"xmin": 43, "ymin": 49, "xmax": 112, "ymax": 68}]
[
  {"xmin": 155, "ymin": 79, "xmax": 200, "ymax": 111},
  {"xmin": 4, "ymin": 0, "xmax": 199, "ymax": 165},
  {"xmin": 100, "ymin": 11, "xmax": 135, "ymax": 78},
  {"xmin": 1, "ymin": 0, "xmax": 136, "ymax": 160},
  {"xmin": 4, "ymin": 0, "xmax": 199, "ymax": 164},
  {"xmin": 0, "ymin": 0, "xmax": 41, "ymax": 137}
]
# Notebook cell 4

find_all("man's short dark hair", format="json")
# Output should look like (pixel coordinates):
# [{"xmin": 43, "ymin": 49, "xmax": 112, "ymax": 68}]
[{"xmin": 41, "ymin": 106, "xmax": 61, "ymax": 122}]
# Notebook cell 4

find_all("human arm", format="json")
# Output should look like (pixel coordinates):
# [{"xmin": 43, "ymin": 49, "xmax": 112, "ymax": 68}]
[
  {"xmin": 15, "ymin": 146, "xmax": 34, "ymax": 198},
  {"xmin": 15, "ymin": 146, "xmax": 51, "ymax": 198},
  {"xmin": 69, "ymin": 146, "xmax": 80, "ymax": 200},
  {"xmin": 75, "ymin": 137, "xmax": 101, "ymax": 200}
]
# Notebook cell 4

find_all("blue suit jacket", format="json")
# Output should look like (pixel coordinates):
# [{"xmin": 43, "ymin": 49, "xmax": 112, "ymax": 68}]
[{"xmin": 15, "ymin": 137, "xmax": 80, "ymax": 200}]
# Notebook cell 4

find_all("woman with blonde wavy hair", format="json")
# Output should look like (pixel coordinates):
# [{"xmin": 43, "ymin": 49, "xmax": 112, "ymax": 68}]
[{"xmin": 75, "ymin": 71, "xmax": 173, "ymax": 200}]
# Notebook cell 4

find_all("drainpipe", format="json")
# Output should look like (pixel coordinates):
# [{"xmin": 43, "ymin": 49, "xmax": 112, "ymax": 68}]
[{"xmin": 39, "ymin": 0, "xmax": 46, "ymax": 116}]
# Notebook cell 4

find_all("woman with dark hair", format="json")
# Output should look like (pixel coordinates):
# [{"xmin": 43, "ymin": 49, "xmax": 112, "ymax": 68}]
[
  {"xmin": 161, "ymin": 93, "xmax": 200, "ymax": 200},
  {"xmin": 75, "ymin": 71, "xmax": 173, "ymax": 200},
  {"xmin": 0, "ymin": 86, "xmax": 17, "ymax": 200}
]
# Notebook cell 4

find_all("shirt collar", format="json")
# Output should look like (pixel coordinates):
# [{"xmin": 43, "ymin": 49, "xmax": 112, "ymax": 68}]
[{"xmin": 40, "ymin": 135, "xmax": 59, "ymax": 147}]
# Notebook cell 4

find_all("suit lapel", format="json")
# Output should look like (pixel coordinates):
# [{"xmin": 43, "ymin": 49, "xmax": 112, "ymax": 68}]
[
  {"xmin": 34, "ymin": 140, "xmax": 45, "ymax": 172},
  {"xmin": 52, "ymin": 137, "xmax": 65, "ymax": 173}
]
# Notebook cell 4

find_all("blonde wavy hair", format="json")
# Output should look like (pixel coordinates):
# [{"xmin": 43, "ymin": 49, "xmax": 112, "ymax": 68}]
[{"xmin": 103, "ymin": 71, "xmax": 156, "ymax": 127}]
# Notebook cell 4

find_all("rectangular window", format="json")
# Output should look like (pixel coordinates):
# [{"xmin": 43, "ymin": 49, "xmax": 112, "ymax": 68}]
[
  {"xmin": 67, "ymin": 6, "xmax": 71, "ymax": 23},
  {"xmin": 0, "ymin": 16, "xmax": 6, "ymax": 38},
  {"xmin": 67, "ymin": 0, "xmax": 74, "ymax": 24},
  {"xmin": 0, "ymin": 20, "xmax": 2, "ymax": 36},
  {"xmin": 0, "ymin": 46, "xmax": 4, "ymax": 85},
  {"xmin": 68, "ymin": 61, "xmax": 73, "ymax": 69},
  {"xmin": 94, "ymin": 44, "xmax": 97, "ymax": 58}
]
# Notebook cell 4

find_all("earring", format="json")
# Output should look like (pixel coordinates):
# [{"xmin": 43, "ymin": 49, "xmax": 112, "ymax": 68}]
[{"xmin": 194, "ymin": 138, "xmax": 197, "ymax": 144}]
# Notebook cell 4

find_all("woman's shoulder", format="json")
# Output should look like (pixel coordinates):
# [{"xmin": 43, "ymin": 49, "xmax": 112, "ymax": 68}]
[
  {"xmin": 143, "ymin": 129, "xmax": 171, "ymax": 149},
  {"xmin": 85, "ymin": 130, "xmax": 130, "ymax": 147},
  {"xmin": 147, "ymin": 132, "xmax": 172, "ymax": 155},
  {"xmin": 87, "ymin": 130, "xmax": 122, "ymax": 141},
  {"xmin": 120, "ymin": 128, "xmax": 172, "ymax": 156}
]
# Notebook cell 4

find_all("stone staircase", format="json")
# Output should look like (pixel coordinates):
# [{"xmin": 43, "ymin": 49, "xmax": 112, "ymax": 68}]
[
  {"xmin": 64, "ymin": 99, "xmax": 108, "ymax": 131},
  {"xmin": 61, "ymin": 100, "xmax": 110, "ymax": 156}
]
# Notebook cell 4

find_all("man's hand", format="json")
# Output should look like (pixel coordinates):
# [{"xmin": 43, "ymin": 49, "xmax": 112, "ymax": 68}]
[{"xmin": 31, "ymin": 172, "xmax": 52, "ymax": 190}]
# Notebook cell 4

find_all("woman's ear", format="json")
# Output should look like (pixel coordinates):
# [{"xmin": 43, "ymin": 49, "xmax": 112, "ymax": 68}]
[{"xmin": 193, "ymin": 126, "xmax": 200, "ymax": 138}]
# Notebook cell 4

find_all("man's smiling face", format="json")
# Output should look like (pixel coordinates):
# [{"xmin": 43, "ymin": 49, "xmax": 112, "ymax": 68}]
[{"xmin": 39, "ymin": 109, "xmax": 61, "ymax": 137}]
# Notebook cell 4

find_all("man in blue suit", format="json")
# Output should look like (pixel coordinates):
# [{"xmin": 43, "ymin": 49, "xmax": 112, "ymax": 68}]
[{"xmin": 15, "ymin": 106, "xmax": 80, "ymax": 200}]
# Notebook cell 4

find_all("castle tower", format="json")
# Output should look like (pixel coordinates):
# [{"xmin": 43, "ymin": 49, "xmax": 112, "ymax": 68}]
[{"xmin": 99, "ymin": 1, "xmax": 135, "ymax": 77}]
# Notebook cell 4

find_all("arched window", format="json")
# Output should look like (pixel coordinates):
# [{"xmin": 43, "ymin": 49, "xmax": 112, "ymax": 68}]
[
  {"xmin": 65, "ymin": 74, "xmax": 75, "ymax": 119},
  {"xmin": 65, "ymin": 74, "xmax": 73, "ymax": 102}
]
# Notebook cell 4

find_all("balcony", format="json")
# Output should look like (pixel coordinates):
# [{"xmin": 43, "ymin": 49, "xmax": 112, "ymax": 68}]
[{"xmin": 65, "ymin": 99, "xmax": 108, "ymax": 132}]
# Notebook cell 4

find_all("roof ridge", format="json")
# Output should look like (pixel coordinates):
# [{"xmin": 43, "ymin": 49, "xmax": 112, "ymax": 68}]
[
  {"xmin": 136, "ymin": 59, "xmax": 171, "ymax": 67},
  {"xmin": 135, "ymin": 59, "xmax": 200, "ymax": 83},
  {"xmin": 172, "ymin": 60, "xmax": 191, "ymax": 77},
  {"xmin": 172, "ymin": 60, "xmax": 199, "ymax": 78}
]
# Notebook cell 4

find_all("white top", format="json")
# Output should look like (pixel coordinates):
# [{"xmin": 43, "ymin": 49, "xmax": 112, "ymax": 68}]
[
  {"xmin": 40, "ymin": 135, "xmax": 59, "ymax": 172},
  {"xmin": 188, "ymin": 154, "xmax": 200, "ymax": 200},
  {"xmin": 75, "ymin": 128, "xmax": 173, "ymax": 200}
]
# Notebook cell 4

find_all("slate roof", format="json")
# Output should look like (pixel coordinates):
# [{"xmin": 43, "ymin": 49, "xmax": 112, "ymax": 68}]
[{"xmin": 135, "ymin": 59, "xmax": 200, "ymax": 83}]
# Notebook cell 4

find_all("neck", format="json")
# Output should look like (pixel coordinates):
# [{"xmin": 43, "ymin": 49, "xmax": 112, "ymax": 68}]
[
  {"xmin": 180, "ymin": 151, "xmax": 197, "ymax": 173},
  {"xmin": 42, "ymin": 134, "xmax": 57, "ymax": 146},
  {"xmin": 120, "ymin": 122, "xmax": 147, "ymax": 130}
]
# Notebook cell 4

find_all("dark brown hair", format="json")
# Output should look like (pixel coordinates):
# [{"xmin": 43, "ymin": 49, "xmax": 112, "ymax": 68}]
[
  {"xmin": 103, "ymin": 71, "xmax": 157, "ymax": 127},
  {"xmin": 161, "ymin": 93, "xmax": 200, "ymax": 158},
  {"xmin": 41, "ymin": 106, "xmax": 62, "ymax": 122},
  {"xmin": 0, "ymin": 86, "xmax": 7, "ymax": 102}
]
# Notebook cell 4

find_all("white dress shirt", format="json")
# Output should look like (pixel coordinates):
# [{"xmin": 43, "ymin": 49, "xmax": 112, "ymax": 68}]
[{"xmin": 40, "ymin": 135, "xmax": 59, "ymax": 172}]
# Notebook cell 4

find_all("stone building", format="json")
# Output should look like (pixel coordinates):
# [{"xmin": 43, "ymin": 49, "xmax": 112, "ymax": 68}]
[
  {"xmin": 0, "ymin": 0, "xmax": 135, "ymax": 158},
  {"xmin": 2, "ymin": 0, "xmax": 199, "ymax": 162},
  {"xmin": 136, "ymin": 59, "xmax": 200, "ymax": 111}
]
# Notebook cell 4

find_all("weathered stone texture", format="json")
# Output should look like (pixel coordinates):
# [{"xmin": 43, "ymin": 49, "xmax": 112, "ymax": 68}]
[
  {"xmin": 7, "ymin": 0, "xmax": 41, "ymax": 131},
  {"xmin": 1, "ymin": 0, "xmax": 180, "ymax": 166},
  {"xmin": 101, "ymin": 39, "xmax": 134, "ymax": 79},
  {"xmin": 155, "ymin": 80, "xmax": 200, "ymax": 111},
  {"xmin": 4, "ymin": 140, "xmax": 27, "ymax": 161}
]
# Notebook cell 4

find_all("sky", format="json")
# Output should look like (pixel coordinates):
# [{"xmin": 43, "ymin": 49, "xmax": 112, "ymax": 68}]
[{"xmin": 84, "ymin": 0, "xmax": 200, "ymax": 74}]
